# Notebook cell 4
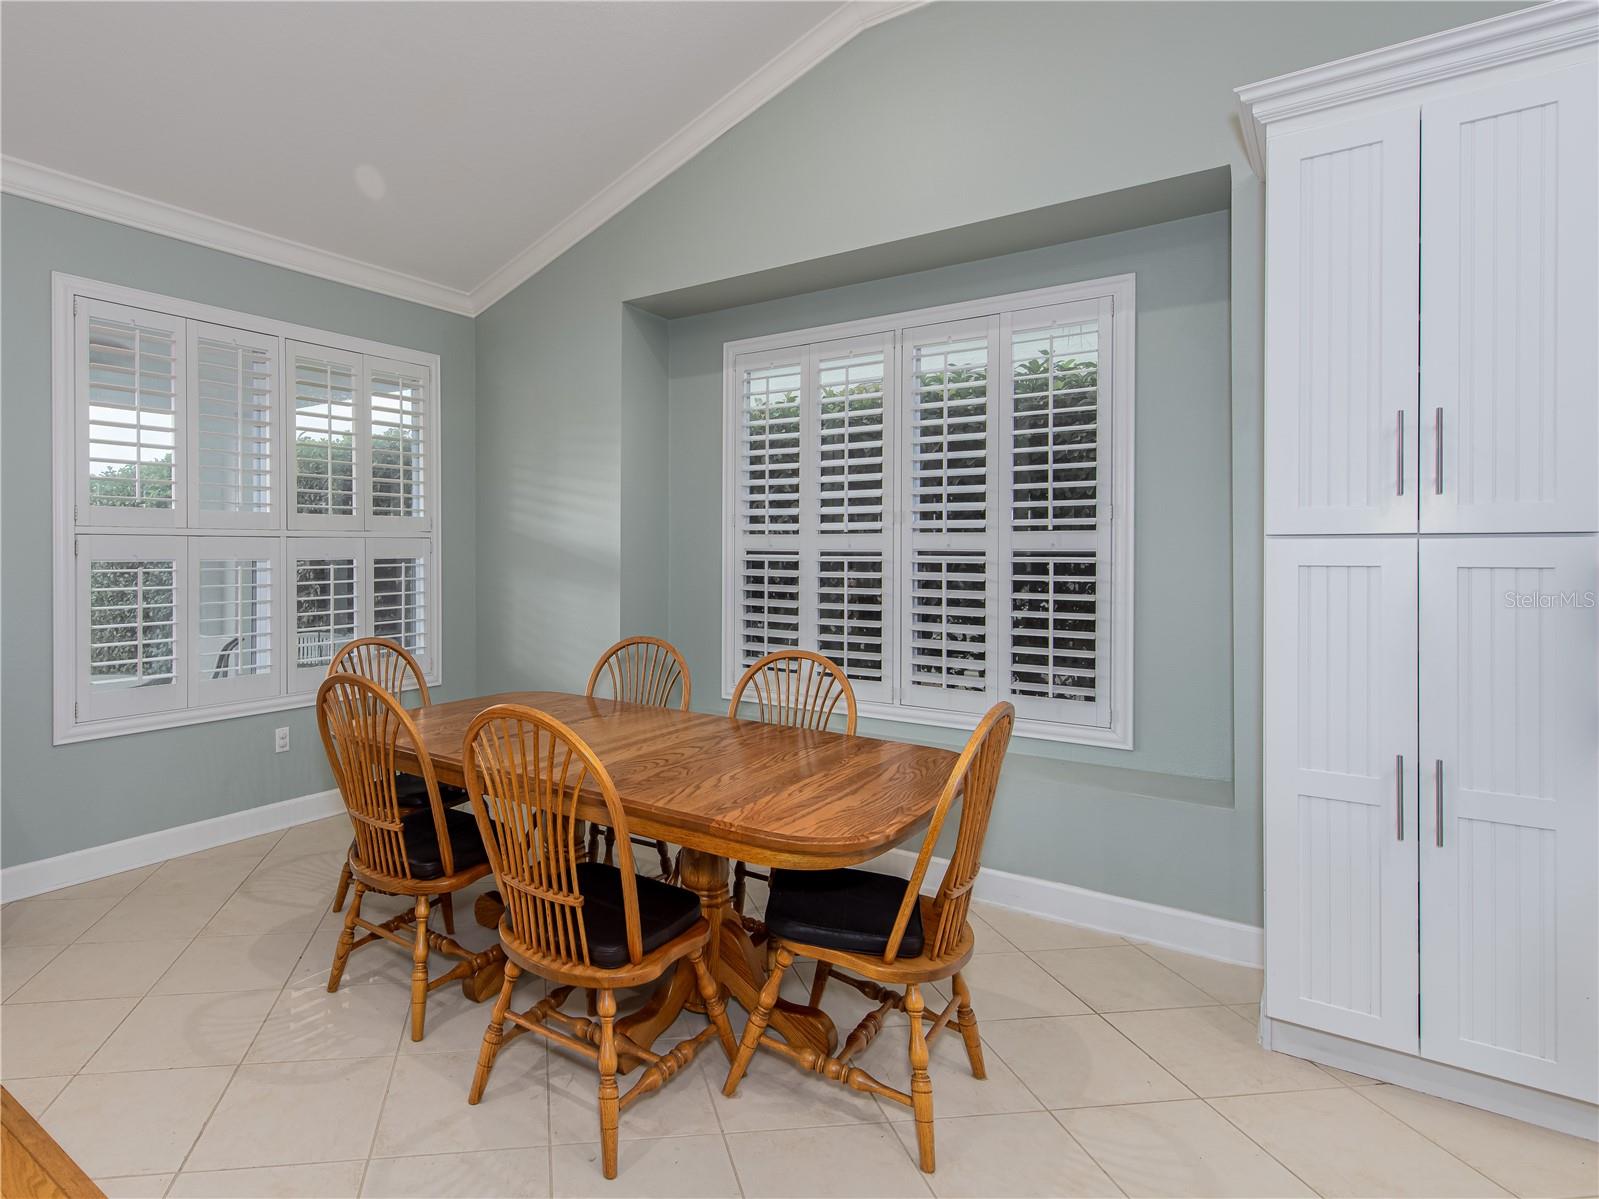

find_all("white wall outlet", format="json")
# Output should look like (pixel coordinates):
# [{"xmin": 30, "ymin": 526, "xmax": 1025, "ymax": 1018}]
[{"xmin": 274, "ymin": 727, "xmax": 290, "ymax": 753}]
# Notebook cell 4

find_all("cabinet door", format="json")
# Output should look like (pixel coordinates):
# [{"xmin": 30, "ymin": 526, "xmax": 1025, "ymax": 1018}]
[
  {"xmin": 1264, "ymin": 537, "xmax": 1418, "ymax": 1050},
  {"xmin": 1265, "ymin": 110, "xmax": 1420, "ymax": 534},
  {"xmin": 1419, "ymin": 535, "xmax": 1598, "ymax": 1101},
  {"xmin": 1421, "ymin": 62, "xmax": 1598, "ymax": 534}
]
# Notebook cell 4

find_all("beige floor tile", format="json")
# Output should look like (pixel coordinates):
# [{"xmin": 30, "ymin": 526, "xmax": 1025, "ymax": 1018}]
[
  {"xmin": 187, "ymin": 1057, "xmax": 394, "ymax": 1170},
  {"xmin": 1105, "ymin": 1006, "xmax": 1337, "ymax": 1097},
  {"xmin": 891, "ymin": 1111, "xmax": 1120, "ymax": 1197},
  {"xmin": 850, "ymin": 1015, "xmax": 1042, "ymax": 1123},
  {"xmin": 1211, "ymin": 1088, "xmax": 1511, "ymax": 1197},
  {"xmin": 397, "ymin": 975, "xmax": 519, "ymax": 1057},
  {"xmin": 41, "ymin": 1066, "xmax": 231, "ymax": 1177},
  {"xmin": 25, "ymin": 867, "xmax": 159, "ymax": 905},
  {"xmin": 712, "ymin": 1043, "xmax": 887, "ymax": 1133},
  {"xmin": 84, "ymin": 989, "xmax": 277, "ymax": 1072},
  {"xmin": 182, "ymin": 831, "xmax": 285, "ymax": 863},
  {"xmin": 245, "ymin": 977, "xmax": 409, "ymax": 1062},
  {"xmin": 0, "ymin": 995, "xmax": 137, "ymax": 1078},
  {"xmin": 1029, "ymin": 947, "xmax": 1214, "ymax": 1012},
  {"xmin": 171, "ymin": 1161, "xmax": 367, "ymax": 1198},
  {"xmin": 980, "ymin": 1015, "xmax": 1191, "ymax": 1109},
  {"xmin": 274, "ymin": 817, "xmax": 352, "ymax": 855},
  {"xmin": 364, "ymin": 1148, "xmax": 551, "ymax": 1198},
  {"xmin": 550, "ymin": 1043, "xmax": 720, "ymax": 1144},
  {"xmin": 1, "ymin": 895, "xmax": 121, "ymax": 946},
  {"xmin": 963, "ymin": 910, "xmax": 1017, "ymax": 953},
  {"xmin": 928, "ymin": 952, "xmax": 1090, "ymax": 1021},
  {"xmin": 1322, "ymin": 1065, "xmax": 1385, "ymax": 1087},
  {"xmin": 1363, "ymin": 1085, "xmax": 1599, "ymax": 1198},
  {"xmin": 1135, "ymin": 945, "xmax": 1264, "ymax": 1005},
  {"xmin": 371, "ymin": 1049, "xmax": 549, "ymax": 1157},
  {"xmin": 1228, "ymin": 1003, "xmax": 1259, "ymax": 1023},
  {"xmin": 289, "ymin": 929, "xmax": 414, "ymax": 992},
  {"xmin": 9, "ymin": 937, "xmax": 191, "ymax": 1003},
  {"xmin": 79, "ymin": 888, "xmax": 231, "ymax": 943},
  {"xmin": 139, "ymin": 852, "xmax": 261, "ymax": 896},
  {"xmin": 152, "ymin": 931, "xmax": 312, "ymax": 995},
  {"xmin": 972, "ymin": 904, "xmax": 1125, "ymax": 951},
  {"xmin": 95, "ymin": 1174, "xmax": 175, "ymax": 1198},
  {"xmin": 2, "ymin": 1074, "xmax": 70, "ymax": 1114},
  {"xmin": 1, "ymin": 944, "xmax": 64, "ymax": 999},
  {"xmin": 200, "ymin": 885, "xmax": 328, "ymax": 938},
  {"xmin": 1059, "ymin": 1099, "xmax": 1315, "ymax": 1197},
  {"xmin": 728, "ymin": 1121, "xmax": 934, "ymax": 1198},
  {"xmin": 552, "ymin": 1133, "xmax": 739, "ymax": 1198}
]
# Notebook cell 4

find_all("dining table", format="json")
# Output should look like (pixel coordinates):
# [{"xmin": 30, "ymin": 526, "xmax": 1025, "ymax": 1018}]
[{"xmin": 393, "ymin": 689, "xmax": 958, "ymax": 1070}]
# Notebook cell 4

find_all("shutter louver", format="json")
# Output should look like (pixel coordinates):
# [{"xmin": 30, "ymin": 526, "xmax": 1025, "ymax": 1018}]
[
  {"xmin": 908, "ymin": 551, "xmax": 987, "ymax": 695},
  {"xmin": 88, "ymin": 556, "xmax": 177, "ymax": 691},
  {"xmin": 739, "ymin": 552, "xmax": 801, "ymax": 665},
  {"xmin": 293, "ymin": 551, "xmax": 358, "ymax": 676},
  {"xmin": 817, "ymin": 350, "xmax": 885, "ymax": 533},
  {"xmin": 372, "ymin": 549, "xmax": 428, "ymax": 664},
  {"xmin": 1011, "ymin": 319, "xmax": 1099, "ymax": 531},
  {"xmin": 1010, "ymin": 551, "xmax": 1098, "ymax": 704},
  {"xmin": 817, "ymin": 552, "xmax": 885, "ymax": 682},
  {"xmin": 293, "ymin": 348, "xmax": 358, "ymax": 521},
  {"xmin": 740, "ymin": 361, "xmax": 802, "ymax": 534},
  {"xmin": 195, "ymin": 330, "xmax": 273, "ymax": 518},
  {"xmin": 369, "ymin": 361, "xmax": 427, "ymax": 522},
  {"xmin": 85, "ymin": 310, "xmax": 179, "ymax": 514},
  {"xmin": 910, "ymin": 333, "xmax": 988, "ymax": 533}
]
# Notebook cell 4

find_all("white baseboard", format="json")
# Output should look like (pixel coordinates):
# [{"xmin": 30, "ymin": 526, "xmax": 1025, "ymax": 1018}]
[
  {"xmin": 1, "ymin": 789, "xmax": 344, "ymax": 902},
  {"xmin": 1264, "ymin": 1017, "xmax": 1599, "ymax": 1141},
  {"xmin": 872, "ymin": 847, "xmax": 1263, "ymax": 968}
]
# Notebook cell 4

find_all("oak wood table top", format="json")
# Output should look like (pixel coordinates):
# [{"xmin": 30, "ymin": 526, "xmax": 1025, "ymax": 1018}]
[{"xmin": 394, "ymin": 690, "xmax": 958, "ymax": 870}]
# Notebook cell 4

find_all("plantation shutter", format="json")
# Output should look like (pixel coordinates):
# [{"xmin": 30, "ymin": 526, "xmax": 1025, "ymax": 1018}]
[
  {"xmin": 289, "ymin": 538, "xmax": 362, "ymax": 690},
  {"xmin": 368, "ymin": 357, "xmax": 430, "ymax": 528},
  {"xmin": 288, "ymin": 342, "xmax": 362, "ymax": 529},
  {"xmin": 190, "ymin": 537, "xmax": 279, "ymax": 704},
  {"xmin": 1002, "ymin": 299, "xmax": 1113, "ymax": 727},
  {"xmin": 76, "ymin": 300, "xmax": 184, "ymax": 527},
  {"xmin": 371, "ymin": 538, "xmax": 431, "ymax": 678},
  {"xmin": 76, "ymin": 535, "xmax": 186, "ymax": 720},
  {"xmin": 189, "ymin": 323, "xmax": 276, "ymax": 528},
  {"xmin": 732, "ymin": 351, "xmax": 804, "ymax": 672}
]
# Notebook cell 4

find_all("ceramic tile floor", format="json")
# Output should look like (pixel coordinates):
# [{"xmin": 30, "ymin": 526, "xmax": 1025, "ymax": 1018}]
[{"xmin": 3, "ymin": 816, "xmax": 1595, "ymax": 1198}]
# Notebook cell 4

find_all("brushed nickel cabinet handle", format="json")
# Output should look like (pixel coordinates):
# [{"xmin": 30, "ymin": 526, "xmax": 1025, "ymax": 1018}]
[
  {"xmin": 1397, "ymin": 411, "xmax": 1406, "ymax": 496},
  {"xmin": 1435, "ymin": 407, "xmax": 1444, "ymax": 496},
  {"xmin": 1435, "ymin": 759, "xmax": 1445, "ymax": 847},
  {"xmin": 1396, "ymin": 754, "xmax": 1405, "ymax": 840}
]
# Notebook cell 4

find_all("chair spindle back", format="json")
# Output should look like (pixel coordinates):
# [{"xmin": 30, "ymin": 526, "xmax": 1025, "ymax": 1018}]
[
  {"xmin": 328, "ymin": 636, "xmax": 431, "ymax": 706},
  {"xmin": 317, "ymin": 673, "xmax": 451, "ymax": 882},
  {"xmin": 463, "ymin": 705, "xmax": 643, "ymax": 967},
  {"xmin": 586, "ymin": 637, "xmax": 691, "ymax": 711},
  {"xmin": 729, "ymin": 650, "xmax": 858, "ymax": 735}
]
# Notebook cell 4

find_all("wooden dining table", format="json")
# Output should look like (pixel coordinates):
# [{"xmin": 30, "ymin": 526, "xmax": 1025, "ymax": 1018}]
[{"xmin": 393, "ymin": 690, "xmax": 958, "ymax": 1068}]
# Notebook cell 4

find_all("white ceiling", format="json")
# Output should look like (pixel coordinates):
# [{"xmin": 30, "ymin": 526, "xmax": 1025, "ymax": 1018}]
[{"xmin": 1, "ymin": 1, "xmax": 909, "ymax": 313}]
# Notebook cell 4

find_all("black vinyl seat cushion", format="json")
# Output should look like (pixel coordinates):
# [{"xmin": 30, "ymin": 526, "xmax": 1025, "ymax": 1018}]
[
  {"xmin": 765, "ymin": 868, "xmax": 924, "ymax": 958},
  {"xmin": 400, "ymin": 806, "xmax": 490, "ymax": 880},
  {"xmin": 572, "ymin": 862, "xmax": 702, "ymax": 969},
  {"xmin": 394, "ymin": 773, "xmax": 469, "ymax": 810}
]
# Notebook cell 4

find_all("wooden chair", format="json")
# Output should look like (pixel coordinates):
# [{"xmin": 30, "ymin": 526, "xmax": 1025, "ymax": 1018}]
[
  {"xmin": 721, "ymin": 702, "xmax": 1016, "ymax": 1174},
  {"xmin": 462, "ymin": 704, "xmax": 736, "ymax": 1180},
  {"xmin": 317, "ymin": 674, "xmax": 504, "ymax": 1041},
  {"xmin": 584, "ymin": 637, "xmax": 690, "ymax": 879},
  {"xmin": 727, "ymin": 649, "xmax": 858, "ymax": 916},
  {"xmin": 326, "ymin": 637, "xmax": 467, "ymax": 913}
]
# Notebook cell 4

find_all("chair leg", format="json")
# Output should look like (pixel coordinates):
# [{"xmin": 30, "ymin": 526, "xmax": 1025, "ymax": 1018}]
[
  {"xmin": 469, "ymin": 961, "xmax": 521, "ymax": 1104},
  {"xmin": 328, "ymin": 882, "xmax": 365, "ymax": 991},
  {"xmin": 690, "ymin": 947, "xmax": 738, "ymax": 1063},
  {"xmin": 439, "ymin": 892, "xmax": 455, "ymax": 936},
  {"xmin": 905, "ymin": 983, "xmax": 935, "ymax": 1172},
  {"xmin": 722, "ymin": 945, "xmax": 793, "ymax": 1097},
  {"xmin": 597, "ymin": 988, "xmax": 620, "ymax": 1180},
  {"xmin": 655, "ymin": 840, "xmax": 673, "ymax": 879},
  {"xmin": 951, "ymin": 970, "xmax": 986, "ymax": 1080},
  {"xmin": 731, "ymin": 862, "xmax": 747, "ymax": 916},
  {"xmin": 410, "ymin": 895, "xmax": 431, "ymax": 1042},
  {"xmin": 603, "ymin": 828, "xmax": 617, "ymax": 867},
  {"xmin": 808, "ymin": 962, "xmax": 833, "ymax": 1009},
  {"xmin": 331, "ymin": 861, "xmax": 352, "ymax": 913}
]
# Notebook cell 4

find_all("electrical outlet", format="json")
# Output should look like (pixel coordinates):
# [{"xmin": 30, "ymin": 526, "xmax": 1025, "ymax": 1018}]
[{"xmin": 274, "ymin": 727, "xmax": 290, "ymax": 753}]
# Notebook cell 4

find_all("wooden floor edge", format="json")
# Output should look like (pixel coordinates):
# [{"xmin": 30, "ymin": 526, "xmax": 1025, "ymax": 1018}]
[{"xmin": 1, "ymin": 1087, "xmax": 104, "ymax": 1199}]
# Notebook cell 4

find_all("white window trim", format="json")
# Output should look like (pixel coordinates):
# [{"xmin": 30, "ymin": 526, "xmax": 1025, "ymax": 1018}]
[
  {"xmin": 52, "ymin": 273, "xmax": 444, "ymax": 744},
  {"xmin": 720, "ymin": 276, "xmax": 1135, "ymax": 749}
]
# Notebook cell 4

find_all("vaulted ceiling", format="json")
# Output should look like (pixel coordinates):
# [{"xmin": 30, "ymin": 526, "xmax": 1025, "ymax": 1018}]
[{"xmin": 1, "ymin": 1, "xmax": 911, "ymax": 313}]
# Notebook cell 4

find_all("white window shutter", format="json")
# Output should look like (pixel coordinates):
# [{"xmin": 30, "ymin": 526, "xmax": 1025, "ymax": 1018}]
[
  {"xmin": 288, "ymin": 342, "xmax": 363, "ymax": 530},
  {"xmin": 76, "ymin": 534, "xmax": 187, "ymax": 721},
  {"xmin": 289, "ymin": 537, "xmax": 363, "ymax": 690},
  {"xmin": 815, "ymin": 344, "xmax": 887, "ymax": 533},
  {"xmin": 737, "ymin": 551, "xmax": 801, "ymax": 666},
  {"xmin": 367, "ymin": 358, "xmax": 430, "ymax": 529},
  {"xmin": 905, "ymin": 550, "xmax": 990, "ymax": 709},
  {"xmin": 905, "ymin": 319, "xmax": 991, "ymax": 535},
  {"xmin": 77, "ymin": 300, "xmax": 184, "ymax": 527},
  {"xmin": 370, "ymin": 538, "xmax": 432, "ymax": 677},
  {"xmin": 817, "ymin": 551, "xmax": 887, "ymax": 686},
  {"xmin": 190, "ymin": 537, "xmax": 280, "ymax": 705},
  {"xmin": 188, "ymin": 322, "xmax": 277, "ymax": 529}
]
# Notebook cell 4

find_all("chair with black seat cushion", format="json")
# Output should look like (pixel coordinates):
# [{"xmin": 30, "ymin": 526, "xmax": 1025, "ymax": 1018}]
[
  {"xmin": 583, "ymin": 637, "xmax": 690, "ymax": 878},
  {"xmin": 318, "ymin": 674, "xmax": 505, "ymax": 1042},
  {"xmin": 462, "ymin": 703, "xmax": 736, "ymax": 1181},
  {"xmin": 327, "ymin": 637, "xmax": 469, "ymax": 915},
  {"xmin": 727, "ymin": 649, "xmax": 858, "ymax": 916},
  {"xmin": 721, "ymin": 702, "xmax": 1016, "ymax": 1175}
]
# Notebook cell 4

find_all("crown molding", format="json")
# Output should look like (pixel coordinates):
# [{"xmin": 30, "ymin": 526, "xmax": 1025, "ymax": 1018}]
[
  {"xmin": 466, "ymin": 0, "xmax": 926, "ymax": 314},
  {"xmin": 1, "ymin": 156, "xmax": 477, "ymax": 315},
  {"xmin": 1235, "ymin": 0, "xmax": 1598, "ymax": 178}
]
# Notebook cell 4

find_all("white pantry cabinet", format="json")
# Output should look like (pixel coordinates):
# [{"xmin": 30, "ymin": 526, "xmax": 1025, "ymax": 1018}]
[{"xmin": 1242, "ymin": 1, "xmax": 1599, "ymax": 1122}]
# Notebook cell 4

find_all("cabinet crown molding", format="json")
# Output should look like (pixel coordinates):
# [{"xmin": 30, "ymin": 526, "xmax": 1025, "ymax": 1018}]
[{"xmin": 1235, "ymin": 0, "xmax": 1597, "ymax": 178}]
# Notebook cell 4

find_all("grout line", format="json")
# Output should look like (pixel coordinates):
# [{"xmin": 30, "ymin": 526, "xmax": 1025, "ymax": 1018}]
[
  {"xmin": 1200, "ymin": 1093, "xmax": 1328, "ymax": 1197},
  {"xmin": 1338, "ymin": 1079, "xmax": 1518, "ymax": 1195}
]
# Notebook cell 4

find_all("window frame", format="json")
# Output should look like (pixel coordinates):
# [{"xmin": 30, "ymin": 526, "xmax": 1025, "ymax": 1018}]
[
  {"xmin": 52, "ymin": 274, "xmax": 443, "ymax": 744},
  {"xmin": 720, "ymin": 276, "xmax": 1135, "ymax": 748}
]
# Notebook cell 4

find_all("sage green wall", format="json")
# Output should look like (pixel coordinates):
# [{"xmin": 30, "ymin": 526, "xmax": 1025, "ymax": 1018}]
[
  {"xmin": 1, "ymin": 194, "xmax": 479, "ymax": 868},
  {"xmin": 473, "ymin": 1, "xmax": 1513, "ymax": 925}
]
